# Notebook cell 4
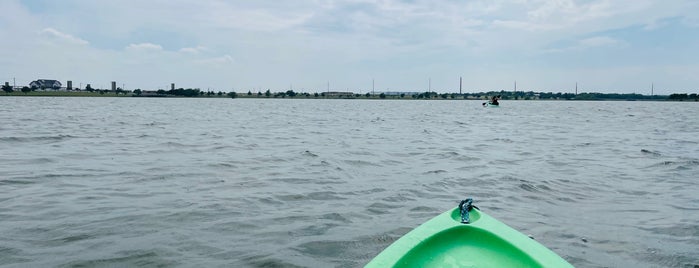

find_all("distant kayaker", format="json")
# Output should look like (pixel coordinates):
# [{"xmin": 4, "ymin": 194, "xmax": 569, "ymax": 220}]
[{"xmin": 490, "ymin": 95, "xmax": 500, "ymax": 105}]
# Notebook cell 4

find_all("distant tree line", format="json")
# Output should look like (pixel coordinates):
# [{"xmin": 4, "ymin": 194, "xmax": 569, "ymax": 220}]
[
  {"xmin": 668, "ymin": 93, "xmax": 698, "ymax": 101},
  {"xmin": 2, "ymin": 84, "xmax": 13, "ymax": 94}
]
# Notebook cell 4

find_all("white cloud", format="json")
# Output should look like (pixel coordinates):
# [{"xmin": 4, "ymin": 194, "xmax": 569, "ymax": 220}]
[
  {"xmin": 543, "ymin": 36, "xmax": 622, "ymax": 54},
  {"xmin": 39, "ymin": 28, "xmax": 89, "ymax": 45},
  {"xmin": 126, "ymin": 43, "xmax": 164, "ymax": 51},
  {"xmin": 196, "ymin": 55, "xmax": 234, "ymax": 65},
  {"xmin": 579, "ymin": 36, "xmax": 619, "ymax": 48},
  {"xmin": 199, "ymin": 4, "xmax": 314, "ymax": 32},
  {"xmin": 179, "ymin": 46, "xmax": 208, "ymax": 54}
]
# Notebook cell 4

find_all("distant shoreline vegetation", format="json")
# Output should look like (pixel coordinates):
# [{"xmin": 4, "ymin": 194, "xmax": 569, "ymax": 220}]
[{"xmin": 1, "ymin": 84, "xmax": 698, "ymax": 101}]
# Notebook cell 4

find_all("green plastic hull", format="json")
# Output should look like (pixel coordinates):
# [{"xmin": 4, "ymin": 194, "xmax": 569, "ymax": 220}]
[{"xmin": 366, "ymin": 207, "xmax": 572, "ymax": 268}]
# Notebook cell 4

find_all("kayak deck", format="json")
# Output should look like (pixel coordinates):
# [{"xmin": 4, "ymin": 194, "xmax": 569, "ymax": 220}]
[{"xmin": 366, "ymin": 205, "xmax": 572, "ymax": 268}]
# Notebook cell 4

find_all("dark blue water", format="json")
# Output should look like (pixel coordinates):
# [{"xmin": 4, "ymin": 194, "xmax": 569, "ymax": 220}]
[{"xmin": 1, "ymin": 97, "xmax": 698, "ymax": 267}]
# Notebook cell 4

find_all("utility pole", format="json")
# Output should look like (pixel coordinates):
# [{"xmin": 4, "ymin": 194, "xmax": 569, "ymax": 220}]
[{"xmin": 459, "ymin": 76, "xmax": 462, "ymax": 94}]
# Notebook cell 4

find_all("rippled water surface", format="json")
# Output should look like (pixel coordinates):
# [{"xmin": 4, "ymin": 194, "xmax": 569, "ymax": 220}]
[{"xmin": 1, "ymin": 97, "xmax": 698, "ymax": 267}]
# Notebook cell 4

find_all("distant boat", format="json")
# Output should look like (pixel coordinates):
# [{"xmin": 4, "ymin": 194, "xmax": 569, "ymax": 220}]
[{"xmin": 483, "ymin": 95, "xmax": 501, "ymax": 107}]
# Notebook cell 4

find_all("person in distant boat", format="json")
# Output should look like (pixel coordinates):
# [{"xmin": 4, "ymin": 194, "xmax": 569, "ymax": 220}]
[{"xmin": 490, "ymin": 95, "xmax": 500, "ymax": 105}]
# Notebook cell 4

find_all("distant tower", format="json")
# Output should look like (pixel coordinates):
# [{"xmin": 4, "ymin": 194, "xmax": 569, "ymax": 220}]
[
  {"xmin": 171, "ymin": 83, "xmax": 175, "ymax": 90},
  {"xmin": 67, "ymin": 81, "xmax": 73, "ymax": 90},
  {"xmin": 575, "ymin": 82, "xmax": 578, "ymax": 95},
  {"xmin": 459, "ymin": 77, "xmax": 462, "ymax": 94},
  {"xmin": 111, "ymin": 81, "xmax": 116, "ymax": 91}
]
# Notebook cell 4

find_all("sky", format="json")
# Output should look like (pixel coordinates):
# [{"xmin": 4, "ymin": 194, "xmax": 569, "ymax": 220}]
[{"xmin": 1, "ymin": 0, "xmax": 698, "ymax": 94}]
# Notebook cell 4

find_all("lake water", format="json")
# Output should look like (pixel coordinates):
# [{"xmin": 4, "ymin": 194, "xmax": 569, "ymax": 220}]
[{"xmin": 1, "ymin": 97, "xmax": 698, "ymax": 267}]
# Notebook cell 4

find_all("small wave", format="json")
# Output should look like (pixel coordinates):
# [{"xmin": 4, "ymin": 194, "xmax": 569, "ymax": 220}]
[
  {"xmin": 649, "ymin": 159, "xmax": 699, "ymax": 170},
  {"xmin": 0, "ymin": 134, "xmax": 75, "ymax": 143},
  {"xmin": 143, "ymin": 121, "xmax": 167, "ymax": 127},
  {"xmin": 319, "ymin": 212, "xmax": 349, "ymax": 222},
  {"xmin": 370, "ymin": 117, "xmax": 385, "ymax": 122},
  {"xmin": 60, "ymin": 251, "xmax": 175, "ymax": 267},
  {"xmin": 241, "ymin": 254, "xmax": 305, "ymax": 268},
  {"xmin": 366, "ymin": 202, "xmax": 403, "ymax": 215},
  {"xmin": 669, "ymin": 204, "xmax": 699, "ymax": 211},
  {"xmin": 207, "ymin": 220, "xmax": 258, "ymax": 233},
  {"xmin": 409, "ymin": 206, "xmax": 437, "ymax": 212},
  {"xmin": 343, "ymin": 159, "xmax": 381, "ymax": 167},
  {"xmin": 575, "ymin": 142, "xmax": 593, "ymax": 147},
  {"xmin": 275, "ymin": 191, "xmax": 345, "ymax": 202},
  {"xmin": 56, "ymin": 233, "xmax": 94, "ymax": 244},
  {"xmin": 295, "ymin": 240, "xmax": 359, "ymax": 259},
  {"xmin": 519, "ymin": 183, "xmax": 540, "ymax": 192},
  {"xmin": 0, "ymin": 179, "xmax": 36, "ymax": 185},
  {"xmin": 424, "ymin": 169, "xmax": 447, "ymax": 174},
  {"xmin": 207, "ymin": 162, "xmax": 237, "ymax": 168},
  {"xmin": 640, "ymin": 223, "xmax": 699, "ymax": 238},
  {"xmin": 302, "ymin": 150, "xmax": 318, "ymax": 157},
  {"xmin": 158, "ymin": 141, "xmax": 199, "ymax": 147},
  {"xmin": 641, "ymin": 149, "xmax": 662, "ymax": 156},
  {"xmin": 291, "ymin": 223, "xmax": 341, "ymax": 237}
]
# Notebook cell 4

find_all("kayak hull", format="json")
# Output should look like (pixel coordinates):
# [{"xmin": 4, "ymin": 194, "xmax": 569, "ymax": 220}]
[{"xmin": 366, "ymin": 207, "xmax": 572, "ymax": 268}]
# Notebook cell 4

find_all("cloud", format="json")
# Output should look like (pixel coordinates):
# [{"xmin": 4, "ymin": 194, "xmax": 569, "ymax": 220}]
[
  {"xmin": 578, "ymin": 36, "xmax": 619, "ymax": 48},
  {"xmin": 196, "ymin": 55, "xmax": 234, "ymax": 65},
  {"xmin": 125, "ymin": 43, "xmax": 164, "ymax": 51},
  {"xmin": 543, "ymin": 36, "xmax": 622, "ymax": 53},
  {"xmin": 39, "ymin": 28, "xmax": 89, "ymax": 45},
  {"xmin": 196, "ymin": 3, "xmax": 313, "ymax": 32},
  {"xmin": 179, "ymin": 46, "xmax": 208, "ymax": 54}
]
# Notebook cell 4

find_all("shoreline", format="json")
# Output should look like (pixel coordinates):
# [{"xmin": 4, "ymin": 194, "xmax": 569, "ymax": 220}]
[{"xmin": 1, "ymin": 90, "xmax": 697, "ymax": 102}]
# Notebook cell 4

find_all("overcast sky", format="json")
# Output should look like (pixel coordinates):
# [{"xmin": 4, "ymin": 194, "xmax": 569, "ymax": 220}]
[{"xmin": 1, "ymin": 0, "xmax": 698, "ymax": 94}]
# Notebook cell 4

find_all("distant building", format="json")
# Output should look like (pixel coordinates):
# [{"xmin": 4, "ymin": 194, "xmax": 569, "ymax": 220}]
[{"xmin": 29, "ymin": 79, "xmax": 62, "ymax": 89}]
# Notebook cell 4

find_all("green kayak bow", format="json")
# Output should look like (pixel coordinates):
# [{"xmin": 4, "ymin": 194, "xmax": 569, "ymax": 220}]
[{"xmin": 366, "ymin": 199, "xmax": 573, "ymax": 268}]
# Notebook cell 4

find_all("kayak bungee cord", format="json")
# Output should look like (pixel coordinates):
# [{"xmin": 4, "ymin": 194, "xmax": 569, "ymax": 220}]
[{"xmin": 458, "ymin": 198, "xmax": 479, "ymax": 224}]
